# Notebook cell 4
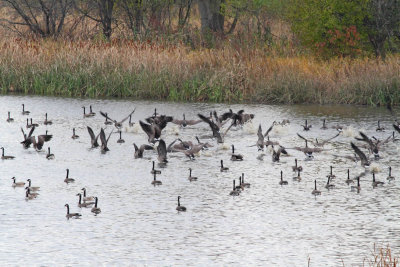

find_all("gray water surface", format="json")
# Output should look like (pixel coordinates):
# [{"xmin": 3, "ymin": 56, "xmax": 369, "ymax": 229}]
[{"xmin": 0, "ymin": 96, "xmax": 398, "ymax": 266}]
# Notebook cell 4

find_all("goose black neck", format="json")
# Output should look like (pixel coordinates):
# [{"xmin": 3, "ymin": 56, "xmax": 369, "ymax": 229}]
[
  {"xmin": 357, "ymin": 177, "xmax": 360, "ymax": 186},
  {"xmin": 220, "ymin": 160, "xmax": 223, "ymax": 168},
  {"xmin": 95, "ymin": 197, "xmax": 98, "ymax": 207},
  {"xmin": 8, "ymin": 112, "xmax": 10, "ymax": 118},
  {"xmin": 242, "ymin": 173, "xmax": 244, "ymax": 182},
  {"xmin": 295, "ymin": 159, "xmax": 297, "ymax": 166},
  {"xmin": 28, "ymin": 179, "xmax": 31, "ymax": 187},
  {"xmin": 232, "ymin": 145, "xmax": 235, "ymax": 154},
  {"xmin": 347, "ymin": 169, "xmax": 350, "ymax": 179},
  {"xmin": 280, "ymin": 171, "xmax": 283, "ymax": 180},
  {"xmin": 183, "ymin": 114, "xmax": 186, "ymax": 120},
  {"xmin": 45, "ymin": 113, "xmax": 48, "ymax": 119},
  {"xmin": 83, "ymin": 107, "xmax": 86, "ymax": 114},
  {"xmin": 189, "ymin": 168, "xmax": 192, "ymax": 176},
  {"xmin": 330, "ymin": 166, "xmax": 333, "ymax": 175},
  {"xmin": 233, "ymin": 180, "xmax": 235, "ymax": 190},
  {"xmin": 314, "ymin": 180, "xmax": 317, "ymax": 190},
  {"xmin": 66, "ymin": 169, "xmax": 69, "ymax": 178},
  {"xmin": 152, "ymin": 161, "xmax": 155, "ymax": 169},
  {"xmin": 298, "ymin": 170, "xmax": 300, "ymax": 177},
  {"xmin": 129, "ymin": 115, "xmax": 132, "ymax": 123},
  {"xmin": 389, "ymin": 167, "xmax": 392, "ymax": 176},
  {"xmin": 65, "ymin": 204, "xmax": 70, "ymax": 214},
  {"xmin": 78, "ymin": 194, "xmax": 82, "ymax": 204},
  {"xmin": 373, "ymin": 172, "xmax": 375, "ymax": 182},
  {"xmin": 153, "ymin": 172, "xmax": 156, "ymax": 180},
  {"xmin": 177, "ymin": 196, "xmax": 180, "ymax": 206},
  {"xmin": 26, "ymin": 118, "xmax": 28, "ymax": 125},
  {"xmin": 1, "ymin": 148, "xmax": 4, "ymax": 156},
  {"xmin": 119, "ymin": 131, "xmax": 122, "ymax": 138},
  {"xmin": 82, "ymin": 188, "xmax": 86, "ymax": 197},
  {"xmin": 48, "ymin": 147, "xmax": 50, "ymax": 154}
]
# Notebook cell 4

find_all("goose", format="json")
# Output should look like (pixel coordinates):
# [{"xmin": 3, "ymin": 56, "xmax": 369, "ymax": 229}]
[
  {"xmin": 376, "ymin": 120, "xmax": 384, "ymax": 132},
  {"xmin": 72, "ymin": 128, "xmax": 79, "ymax": 139},
  {"xmin": 327, "ymin": 166, "xmax": 336, "ymax": 179},
  {"xmin": 188, "ymin": 168, "xmax": 198, "ymax": 182},
  {"xmin": 350, "ymin": 142, "xmax": 370, "ymax": 167},
  {"xmin": 26, "ymin": 118, "xmax": 32, "ymax": 128},
  {"xmin": 100, "ymin": 109, "xmax": 136, "ymax": 130},
  {"xmin": 128, "ymin": 114, "xmax": 134, "ymax": 127},
  {"xmin": 291, "ymin": 140, "xmax": 324, "ymax": 158},
  {"xmin": 6, "ymin": 112, "xmax": 14, "ymax": 122},
  {"xmin": 172, "ymin": 114, "xmax": 202, "ymax": 127},
  {"xmin": 1, "ymin": 147, "xmax": 14, "ymax": 160},
  {"xmin": 279, "ymin": 171, "xmax": 288, "ymax": 185},
  {"xmin": 311, "ymin": 180, "xmax": 321, "ymax": 196},
  {"xmin": 87, "ymin": 126, "xmax": 100, "ymax": 148},
  {"xmin": 26, "ymin": 179, "xmax": 40, "ymax": 191},
  {"xmin": 198, "ymin": 113, "xmax": 223, "ymax": 143},
  {"xmin": 241, "ymin": 173, "xmax": 250, "ymax": 188},
  {"xmin": 89, "ymin": 105, "xmax": 96, "ymax": 116},
  {"xmin": 44, "ymin": 113, "xmax": 52, "ymax": 125},
  {"xmin": 100, "ymin": 128, "xmax": 114, "ymax": 153},
  {"xmin": 325, "ymin": 177, "xmax": 335, "ymax": 189},
  {"xmin": 91, "ymin": 197, "xmax": 101, "ymax": 214},
  {"xmin": 292, "ymin": 159, "xmax": 303, "ymax": 172},
  {"xmin": 25, "ymin": 188, "xmax": 36, "ymax": 200},
  {"xmin": 156, "ymin": 139, "xmax": 168, "ymax": 163},
  {"xmin": 117, "ymin": 131, "xmax": 125, "ymax": 143},
  {"xmin": 82, "ymin": 106, "xmax": 94, "ymax": 118},
  {"xmin": 25, "ymin": 187, "xmax": 39, "ymax": 197},
  {"xmin": 387, "ymin": 167, "xmax": 395, "ymax": 181},
  {"xmin": 356, "ymin": 132, "xmax": 379, "ymax": 158},
  {"xmin": 151, "ymin": 161, "xmax": 161, "ymax": 175},
  {"xmin": 76, "ymin": 193, "xmax": 94, "ymax": 208},
  {"xmin": 64, "ymin": 169, "xmax": 75, "ymax": 183},
  {"xmin": 151, "ymin": 172, "xmax": 162, "ymax": 185},
  {"xmin": 11, "ymin": 177, "xmax": 25, "ymax": 187},
  {"xmin": 229, "ymin": 180, "xmax": 240, "ymax": 196},
  {"xmin": 302, "ymin": 119, "xmax": 312, "ymax": 131},
  {"xmin": 104, "ymin": 112, "xmax": 113, "ymax": 125},
  {"xmin": 297, "ymin": 132, "xmax": 340, "ymax": 147},
  {"xmin": 235, "ymin": 176, "xmax": 243, "ymax": 191},
  {"xmin": 293, "ymin": 170, "xmax": 302, "ymax": 182},
  {"xmin": 231, "ymin": 145, "xmax": 243, "ymax": 161},
  {"xmin": 345, "ymin": 169, "xmax": 354, "ymax": 185},
  {"xmin": 174, "ymin": 143, "xmax": 207, "ymax": 160},
  {"xmin": 220, "ymin": 160, "xmax": 229, "ymax": 172},
  {"xmin": 22, "ymin": 104, "xmax": 30, "ymax": 115},
  {"xmin": 272, "ymin": 145, "xmax": 287, "ymax": 162},
  {"xmin": 256, "ymin": 124, "xmax": 265, "ymax": 150},
  {"xmin": 65, "ymin": 204, "xmax": 82, "ymax": 219},
  {"xmin": 139, "ymin": 119, "xmax": 166, "ymax": 144},
  {"xmin": 46, "ymin": 147, "xmax": 55, "ymax": 159},
  {"xmin": 176, "ymin": 196, "xmax": 187, "ymax": 211},
  {"xmin": 30, "ymin": 118, "xmax": 39, "ymax": 127},
  {"xmin": 351, "ymin": 177, "xmax": 361, "ymax": 192},
  {"xmin": 21, "ymin": 127, "xmax": 52, "ymax": 151},
  {"xmin": 321, "ymin": 119, "xmax": 327, "ymax": 129},
  {"xmin": 81, "ymin": 188, "xmax": 95, "ymax": 202},
  {"xmin": 134, "ymin": 143, "xmax": 154, "ymax": 158},
  {"xmin": 372, "ymin": 172, "xmax": 384, "ymax": 188}
]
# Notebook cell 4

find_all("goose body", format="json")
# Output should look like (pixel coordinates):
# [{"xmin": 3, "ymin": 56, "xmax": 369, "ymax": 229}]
[
  {"xmin": 91, "ymin": 197, "xmax": 101, "ymax": 214},
  {"xmin": 25, "ymin": 188, "xmax": 37, "ymax": 200},
  {"xmin": 77, "ymin": 193, "xmax": 94, "ymax": 208},
  {"xmin": 293, "ymin": 170, "xmax": 302, "ymax": 181},
  {"xmin": 81, "ymin": 188, "xmax": 95, "ymax": 202},
  {"xmin": 311, "ymin": 180, "xmax": 321, "ymax": 196},
  {"xmin": 25, "ymin": 187, "xmax": 39, "ymax": 197},
  {"xmin": 292, "ymin": 159, "xmax": 303, "ymax": 172},
  {"xmin": 231, "ymin": 145, "xmax": 243, "ymax": 161},
  {"xmin": 64, "ymin": 169, "xmax": 75, "ymax": 183}
]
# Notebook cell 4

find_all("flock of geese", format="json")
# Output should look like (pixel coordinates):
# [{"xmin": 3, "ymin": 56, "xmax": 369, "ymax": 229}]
[{"xmin": 6, "ymin": 103, "xmax": 400, "ymax": 218}]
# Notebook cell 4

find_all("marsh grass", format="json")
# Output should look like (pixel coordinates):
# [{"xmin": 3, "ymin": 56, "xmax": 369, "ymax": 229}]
[
  {"xmin": 0, "ymin": 38, "xmax": 399, "ymax": 105},
  {"xmin": 365, "ymin": 244, "xmax": 399, "ymax": 267}
]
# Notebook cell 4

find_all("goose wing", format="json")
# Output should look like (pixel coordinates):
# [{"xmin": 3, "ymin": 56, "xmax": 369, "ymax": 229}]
[
  {"xmin": 100, "ymin": 111, "xmax": 117, "ymax": 123},
  {"xmin": 263, "ymin": 123, "xmax": 274, "ymax": 137},
  {"xmin": 157, "ymin": 139, "xmax": 167, "ymax": 162},
  {"xmin": 351, "ymin": 142, "xmax": 369, "ymax": 166},
  {"xmin": 118, "ymin": 108, "xmax": 136, "ymax": 124},
  {"xmin": 28, "ymin": 126, "xmax": 35, "ymax": 137},
  {"xmin": 198, "ymin": 113, "xmax": 220, "ymax": 135},
  {"xmin": 139, "ymin": 120, "xmax": 155, "ymax": 140},
  {"xmin": 393, "ymin": 124, "xmax": 400, "ymax": 134},
  {"xmin": 99, "ymin": 128, "xmax": 107, "ymax": 147}
]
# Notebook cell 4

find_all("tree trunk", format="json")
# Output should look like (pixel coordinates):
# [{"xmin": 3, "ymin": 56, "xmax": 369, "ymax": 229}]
[{"xmin": 198, "ymin": 0, "xmax": 224, "ymax": 33}]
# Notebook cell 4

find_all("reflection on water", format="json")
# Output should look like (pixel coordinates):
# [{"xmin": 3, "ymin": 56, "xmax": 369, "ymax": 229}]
[{"xmin": 0, "ymin": 96, "xmax": 399, "ymax": 266}]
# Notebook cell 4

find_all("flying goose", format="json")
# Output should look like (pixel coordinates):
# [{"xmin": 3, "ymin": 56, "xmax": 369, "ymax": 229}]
[
  {"xmin": 64, "ymin": 169, "xmax": 75, "ymax": 183},
  {"xmin": 311, "ymin": 180, "xmax": 321, "ymax": 196},
  {"xmin": 100, "ymin": 128, "xmax": 114, "ymax": 153},
  {"xmin": 76, "ymin": 193, "xmax": 94, "ymax": 208},
  {"xmin": 139, "ymin": 120, "xmax": 164, "ymax": 144},
  {"xmin": 21, "ymin": 127, "xmax": 52, "ymax": 151},
  {"xmin": 291, "ymin": 140, "xmax": 324, "ymax": 158},
  {"xmin": 231, "ymin": 145, "xmax": 243, "ymax": 161},
  {"xmin": 6, "ymin": 112, "xmax": 14, "ymax": 122},
  {"xmin": 188, "ymin": 168, "xmax": 198, "ymax": 182},
  {"xmin": 356, "ymin": 132, "xmax": 379, "ymax": 158},
  {"xmin": 271, "ymin": 145, "xmax": 288, "ymax": 162},
  {"xmin": 27, "ymin": 179, "xmax": 40, "ymax": 191},
  {"xmin": 21, "ymin": 126, "xmax": 35, "ymax": 149},
  {"xmin": 156, "ymin": 139, "xmax": 168, "ymax": 163},
  {"xmin": 87, "ymin": 126, "xmax": 100, "ymax": 148},
  {"xmin": 82, "ymin": 106, "xmax": 94, "ymax": 118},
  {"xmin": 172, "ymin": 114, "xmax": 202, "ymax": 127},
  {"xmin": 100, "ymin": 109, "xmax": 136, "ymax": 130},
  {"xmin": 11, "ymin": 177, "xmax": 25, "ymax": 187},
  {"xmin": 297, "ymin": 132, "xmax": 340, "ymax": 147},
  {"xmin": 198, "ymin": 113, "xmax": 223, "ymax": 143},
  {"xmin": 128, "ymin": 114, "xmax": 134, "ymax": 127},
  {"xmin": 91, "ymin": 197, "xmax": 101, "ymax": 214},
  {"xmin": 151, "ymin": 161, "xmax": 161, "ymax": 174},
  {"xmin": 46, "ymin": 147, "xmax": 55, "ymax": 159},
  {"xmin": 134, "ymin": 143, "xmax": 154, "ymax": 158},
  {"xmin": 350, "ymin": 142, "xmax": 370, "ymax": 167},
  {"xmin": 176, "ymin": 196, "xmax": 187, "ymax": 211},
  {"xmin": 65, "ymin": 204, "xmax": 81, "ymax": 219},
  {"xmin": 1, "ymin": 147, "xmax": 14, "ymax": 160},
  {"xmin": 279, "ymin": 171, "xmax": 288, "ymax": 185},
  {"xmin": 22, "ymin": 104, "xmax": 30, "ymax": 115},
  {"xmin": 44, "ymin": 113, "xmax": 52, "ymax": 125},
  {"xmin": 72, "ymin": 128, "xmax": 79, "ymax": 139}
]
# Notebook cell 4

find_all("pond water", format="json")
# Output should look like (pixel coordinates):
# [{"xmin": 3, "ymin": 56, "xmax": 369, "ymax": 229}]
[{"xmin": 0, "ymin": 95, "xmax": 398, "ymax": 266}]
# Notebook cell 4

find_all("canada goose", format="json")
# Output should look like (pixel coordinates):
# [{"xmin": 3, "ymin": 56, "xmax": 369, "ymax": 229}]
[
  {"xmin": 25, "ymin": 188, "xmax": 36, "ymax": 200},
  {"xmin": 256, "ymin": 124, "xmax": 265, "ymax": 150},
  {"xmin": 82, "ymin": 106, "xmax": 94, "ymax": 118},
  {"xmin": 117, "ymin": 131, "xmax": 125, "ymax": 143},
  {"xmin": 64, "ymin": 169, "xmax": 75, "ymax": 183},
  {"xmin": 100, "ymin": 109, "xmax": 136, "ymax": 129},
  {"xmin": 26, "ymin": 179, "xmax": 40, "ymax": 191},
  {"xmin": 128, "ymin": 114, "xmax": 134, "ymax": 127},
  {"xmin": 81, "ymin": 188, "xmax": 95, "ymax": 202},
  {"xmin": 151, "ymin": 161, "xmax": 161, "ymax": 175},
  {"xmin": 156, "ymin": 139, "xmax": 168, "ymax": 163},
  {"xmin": 293, "ymin": 170, "xmax": 302, "ymax": 182},
  {"xmin": 292, "ymin": 159, "xmax": 303, "ymax": 172},
  {"xmin": 46, "ymin": 147, "xmax": 55, "ymax": 159},
  {"xmin": 325, "ymin": 177, "xmax": 335, "ymax": 189},
  {"xmin": 387, "ymin": 167, "xmax": 395, "ymax": 181},
  {"xmin": 151, "ymin": 172, "xmax": 162, "ymax": 185},
  {"xmin": 188, "ymin": 168, "xmax": 198, "ymax": 182},
  {"xmin": 272, "ymin": 145, "xmax": 287, "ymax": 162},
  {"xmin": 104, "ymin": 112, "xmax": 113, "ymax": 125},
  {"xmin": 351, "ymin": 177, "xmax": 361, "ymax": 192},
  {"xmin": 321, "ymin": 119, "xmax": 327, "ymax": 129},
  {"xmin": 291, "ymin": 140, "xmax": 324, "ymax": 158},
  {"xmin": 65, "ymin": 204, "xmax": 81, "ymax": 219},
  {"xmin": 11, "ymin": 177, "xmax": 25, "ymax": 187},
  {"xmin": 376, "ymin": 120, "xmax": 385, "ymax": 132},
  {"xmin": 235, "ymin": 176, "xmax": 243, "ymax": 190},
  {"xmin": 356, "ymin": 132, "xmax": 379, "ymax": 158},
  {"xmin": 87, "ymin": 126, "xmax": 100, "ymax": 148},
  {"xmin": 76, "ymin": 193, "xmax": 94, "ymax": 208},
  {"xmin": 327, "ymin": 166, "xmax": 336, "ymax": 179},
  {"xmin": 350, "ymin": 142, "xmax": 370, "ymax": 166},
  {"xmin": 30, "ymin": 118, "xmax": 39, "ymax": 127},
  {"xmin": 172, "ymin": 114, "xmax": 202, "ymax": 127},
  {"xmin": 72, "ymin": 128, "xmax": 79, "ymax": 139},
  {"xmin": 89, "ymin": 105, "xmax": 96, "ymax": 116},
  {"xmin": 134, "ymin": 143, "xmax": 154, "ymax": 158},
  {"xmin": 1, "ymin": 147, "xmax": 14, "ymax": 160},
  {"xmin": 297, "ymin": 132, "xmax": 340, "ymax": 147},
  {"xmin": 311, "ymin": 180, "xmax": 321, "ymax": 196},
  {"xmin": 22, "ymin": 104, "xmax": 30, "ymax": 115},
  {"xmin": 176, "ymin": 196, "xmax": 187, "ymax": 211},
  {"xmin": 26, "ymin": 118, "xmax": 32, "ymax": 128},
  {"xmin": 220, "ymin": 160, "xmax": 229, "ymax": 172},
  {"xmin": 91, "ymin": 197, "xmax": 101, "ymax": 214},
  {"xmin": 372, "ymin": 172, "xmax": 384, "ymax": 188},
  {"xmin": 6, "ymin": 112, "xmax": 14, "ymax": 122},
  {"xmin": 198, "ymin": 113, "xmax": 223, "ymax": 143},
  {"xmin": 302, "ymin": 120, "xmax": 312, "ymax": 131},
  {"xmin": 345, "ymin": 169, "xmax": 354, "ymax": 185},
  {"xmin": 279, "ymin": 171, "xmax": 288, "ymax": 185},
  {"xmin": 229, "ymin": 180, "xmax": 240, "ymax": 196},
  {"xmin": 20, "ymin": 127, "xmax": 52, "ymax": 151},
  {"xmin": 139, "ymin": 120, "xmax": 164, "ymax": 144},
  {"xmin": 25, "ymin": 187, "xmax": 39, "ymax": 197},
  {"xmin": 231, "ymin": 145, "xmax": 243, "ymax": 161},
  {"xmin": 100, "ymin": 128, "xmax": 114, "ymax": 153},
  {"xmin": 174, "ymin": 143, "xmax": 207, "ymax": 160},
  {"xmin": 44, "ymin": 113, "xmax": 52, "ymax": 125},
  {"xmin": 241, "ymin": 173, "xmax": 250, "ymax": 188}
]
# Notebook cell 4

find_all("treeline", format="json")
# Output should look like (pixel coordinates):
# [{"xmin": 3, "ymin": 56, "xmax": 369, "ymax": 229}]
[{"xmin": 0, "ymin": 0, "xmax": 399, "ymax": 58}]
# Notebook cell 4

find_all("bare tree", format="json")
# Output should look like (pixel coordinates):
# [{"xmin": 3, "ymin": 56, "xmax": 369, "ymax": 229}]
[{"xmin": 120, "ymin": 0, "xmax": 143, "ymax": 36}]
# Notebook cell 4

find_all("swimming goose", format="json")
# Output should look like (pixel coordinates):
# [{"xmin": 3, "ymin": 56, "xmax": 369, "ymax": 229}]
[
  {"xmin": 176, "ymin": 196, "xmax": 187, "ymax": 211},
  {"xmin": 44, "ymin": 113, "xmax": 52, "ymax": 125},
  {"xmin": 325, "ymin": 177, "xmax": 335, "ymax": 189},
  {"xmin": 46, "ymin": 147, "xmax": 55, "ymax": 159},
  {"xmin": 151, "ymin": 172, "xmax": 162, "ymax": 185},
  {"xmin": 117, "ymin": 131, "xmax": 125, "ymax": 143},
  {"xmin": 327, "ymin": 166, "xmax": 336, "ymax": 179},
  {"xmin": 241, "ymin": 173, "xmax": 250, "ymax": 188},
  {"xmin": 151, "ymin": 161, "xmax": 161, "ymax": 175},
  {"xmin": 321, "ymin": 119, "xmax": 327, "ymax": 129},
  {"xmin": 351, "ymin": 177, "xmax": 361, "ymax": 192},
  {"xmin": 134, "ymin": 143, "xmax": 154, "ymax": 158},
  {"xmin": 279, "ymin": 171, "xmax": 288, "ymax": 185},
  {"xmin": 387, "ymin": 167, "xmax": 395, "ymax": 181},
  {"xmin": 26, "ymin": 179, "xmax": 40, "ymax": 191},
  {"xmin": 220, "ymin": 160, "xmax": 229, "ymax": 172},
  {"xmin": 229, "ymin": 180, "xmax": 240, "ymax": 196},
  {"xmin": 11, "ymin": 177, "xmax": 25, "ymax": 187},
  {"xmin": 6, "ymin": 112, "xmax": 14, "ymax": 122},
  {"xmin": 157, "ymin": 139, "xmax": 168, "ymax": 163},
  {"xmin": 72, "ymin": 128, "xmax": 79, "ymax": 139},
  {"xmin": 188, "ymin": 168, "xmax": 198, "ymax": 182},
  {"xmin": 350, "ymin": 142, "xmax": 370, "ymax": 167},
  {"xmin": 302, "ymin": 120, "xmax": 312, "ymax": 131},
  {"xmin": 26, "ymin": 118, "xmax": 32, "ymax": 129},
  {"xmin": 89, "ymin": 105, "xmax": 96, "ymax": 116},
  {"xmin": 345, "ymin": 169, "xmax": 354, "ymax": 185},
  {"xmin": 100, "ymin": 128, "xmax": 114, "ymax": 153},
  {"xmin": 30, "ymin": 118, "xmax": 39, "ymax": 128},
  {"xmin": 81, "ymin": 188, "xmax": 95, "ymax": 202},
  {"xmin": 311, "ymin": 180, "xmax": 321, "ymax": 196},
  {"xmin": 272, "ymin": 145, "xmax": 287, "ymax": 162},
  {"xmin": 372, "ymin": 172, "xmax": 384, "ymax": 188},
  {"xmin": 25, "ymin": 187, "xmax": 39, "ymax": 197},
  {"xmin": 82, "ymin": 106, "xmax": 94, "ymax": 118},
  {"xmin": 65, "ymin": 204, "xmax": 82, "ymax": 219},
  {"xmin": 172, "ymin": 114, "xmax": 202, "ymax": 127},
  {"xmin": 292, "ymin": 159, "xmax": 303, "ymax": 172},
  {"xmin": 91, "ymin": 197, "xmax": 101, "ymax": 214},
  {"xmin": 376, "ymin": 120, "xmax": 384, "ymax": 132},
  {"xmin": 87, "ymin": 126, "xmax": 100, "ymax": 148},
  {"xmin": 64, "ymin": 169, "xmax": 75, "ymax": 183},
  {"xmin": 25, "ymin": 188, "xmax": 37, "ymax": 200},
  {"xmin": 293, "ymin": 170, "xmax": 302, "ymax": 181},
  {"xmin": 22, "ymin": 104, "xmax": 30, "ymax": 115},
  {"xmin": 100, "ymin": 109, "xmax": 136, "ymax": 130},
  {"xmin": 1, "ymin": 147, "xmax": 14, "ymax": 160},
  {"xmin": 76, "ymin": 193, "xmax": 94, "ymax": 208},
  {"xmin": 231, "ymin": 145, "xmax": 243, "ymax": 161},
  {"xmin": 198, "ymin": 113, "xmax": 223, "ymax": 143},
  {"xmin": 235, "ymin": 176, "xmax": 243, "ymax": 191}
]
